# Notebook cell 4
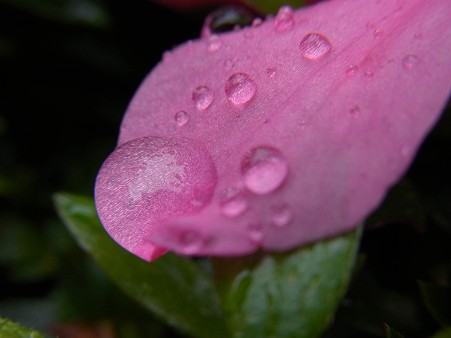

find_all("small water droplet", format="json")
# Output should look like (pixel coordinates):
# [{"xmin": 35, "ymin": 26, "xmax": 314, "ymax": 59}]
[
  {"xmin": 271, "ymin": 204, "xmax": 293, "ymax": 227},
  {"xmin": 400, "ymin": 144, "xmax": 410, "ymax": 157},
  {"xmin": 224, "ymin": 59, "xmax": 234, "ymax": 72},
  {"xmin": 299, "ymin": 33, "xmax": 332, "ymax": 60},
  {"xmin": 373, "ymin": 29, "xmax": 383, "ymax": 39},
  {"xmin": 252, "ymin": 18, "xmax": 263, "ymax": 27},
  {"xmin": 273, "ymin": 6, "xmax": 294, "ymax": 32},
  {"xmin": 364, "ymin": 70, "xmax": 374, "ymax": 77},
  {"xmin": 346, "ymin": 65, "xmax": 359, "ymax": 76},
  {"xmin": 207, "ymin": 35, "xmax": 222, "ymax": 52},
  {"xmin": 180, "ymin": 230, "xmax": 204, "ymax": 254},
  {"xmin": 192, "ymin": 86, "xmax": 214, "ymax": 110},
  {"xmin": 220, "ymin": 187, "xmax": 248, "ymax": 217},
  {"xmin": 266, "ymin": 67, "xmax": 277, "ymax": 77},
  {"xmin": 402, "ymin": 54, "xmax": 418, "ymax": 70},
  {"xmin": 174, "ymin": 111, "xmax": 189, "ymax": 126},
  {"xmin": 248, "ymin": 224, "xmax": 264, "ymax": 243},
  {"xmin": 241, "ymin": 146, "xmax": 288, "ymax": 195},
  {"xmin": 414, "ymin": 32, "xmax": 423, "ymax": 40},
  {"xmin": 225, "ymin": 73, "xmax": 257, "ymax": 105},
  {"xmin": 349, "ymin": 105, "xmax": 361, "ymax": 116}
]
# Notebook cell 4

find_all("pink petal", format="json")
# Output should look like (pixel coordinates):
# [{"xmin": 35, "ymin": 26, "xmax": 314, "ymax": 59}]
[{"xmin": 96, "ymin": 0, "xmax": 451, "ymax": 260}]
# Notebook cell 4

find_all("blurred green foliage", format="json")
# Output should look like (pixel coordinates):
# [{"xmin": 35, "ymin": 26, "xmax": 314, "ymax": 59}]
[{"xmin": 0, "ymin": 0, "xmax": 450, "ymax": 337}]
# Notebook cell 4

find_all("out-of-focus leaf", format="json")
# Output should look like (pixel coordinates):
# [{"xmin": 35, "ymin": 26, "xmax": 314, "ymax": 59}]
[
  {"xmin": 54, "ymin": 193, "xmax": 228, "ymax": 338},
  {"xmin": 246, "ymin": 0, "xmax": 307, "ymax": 13},
  {"xmin": 214, "ymin": 227, "xmax": 361, "ymax": 338},
  {"xmin": 430, "ymin": 327, "xmax": 451, "ymax": 338},
  {"xmin": 0, "ymin": 0, "xmax": 110, "ymax": 29},
  {"xmin": 419, "ymin": 281, "xmax": 451, "ymax": 327},
  {"xmin": 0, "ymin": 317, "xmax": 46, "ymax": 338},
  {"xmin": 384, "ymin": 323, "xmax": 405, "ymax": 338},
  {"xmin": 367, "ymin": 179, "xmax": 426, "ymax": 228}
]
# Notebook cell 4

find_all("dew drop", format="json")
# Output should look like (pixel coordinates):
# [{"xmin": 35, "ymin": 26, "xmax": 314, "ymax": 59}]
[
  {"xmin": 252, "ymin": 18, "xmax": 263, "ymax": 27},
  {"xmin": 373, "ymin": 29, "xmax": 383, "ymax": 39},
  {"xmin": 192, "ymin": 86, "xmax": 214, "ymax": 110},
  {"xmin": 349, "ymin": 105, "xmax": 361, "ymax": 116},
  {"xmin": 241, "ymin": 146, "xmax": 288, "ymax": 195},
  {"xmin": 179, "ymin": 230, "xmax": 204, "ymax": 254},
  {"xmin": 402, "ymin": 54, "xmax": 418, "ymax": 70},
  {"xmin": 273, "ymin": 6, "xmax": 294, "ymax": 32},
  {"xmin": 207, "ymin": 35, "xmax": 222, "ymax": 52},
  {"xmin": 220, "ymin": 187, "xmax": 248, "ymax": 217},
  {"xmin": 224, "ymin": 59, "xmax": 234, "ymax": 71},
  {"xmin": 94, "ymin": 137, "xmax": 217, "ymax": 259},
  {"xmin": 248, "ymin": 224, "xmax": 264, "ymax": 243},
  {"xmin": 225, "ymin": 73, "xmax": 257, "ymax": 105},
  {"xmin": 204, "ymin": 5, "xmax": 256, "ymax": 35},
  {"xmin": 346, "ymin": 65, "xmax": 359, "ymax": 76},
  {"xmin": 174, "ymin": 111, "xmax": 189, "ymax": 126},
  {"xmin": 299, "ymin": 33, "xmax": 332, "ymax": 60},
  {"xmin": 266, "ymin": 67, "xmax": 277, "ymax": 77},
  {"xmin": 271, "ymin": 204, "xmax": 293, "ymax": 227}
]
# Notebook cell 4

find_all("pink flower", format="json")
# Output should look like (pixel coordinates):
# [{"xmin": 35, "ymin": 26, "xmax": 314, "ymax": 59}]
[{"xmin": 95, "ymin": 0, "xmax": 451, "ymax": 261}]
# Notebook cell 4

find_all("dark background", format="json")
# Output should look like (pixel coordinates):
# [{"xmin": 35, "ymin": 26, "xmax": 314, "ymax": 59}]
[{"xmin": 0, "ymin": 1, "xmax": 450, "ymax": 337}]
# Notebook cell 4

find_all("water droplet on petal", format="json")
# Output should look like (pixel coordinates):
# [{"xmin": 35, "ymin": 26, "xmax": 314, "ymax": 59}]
[
  {"xmin": 271, "ymin": 204, "xmax": 293, "ymax": 227},
  {"xmin": 252, "ymin": 18, "xmax": 263, "ymax": 27},
  {"xmin": 203, "ymin": 5, "xmax": 256, "ymax": 36},
  {"xmin": 225, "ymin": 73, "xmax": 257, "ymax": 105},
  {"xmin": 95, "ymin": 137, "xmax": 217, "ymax": 258},
  {"xmin": 220, "ymin": 187, "xmax": 248, "ymax": 217},
  {"xmin": 373, "ymin": 29, "xmax": 383, "ymax": 39},
  {"xmin": 179, "ymin": 230, "xmax": 204, "ymax": 254},
  {"xmin": 192, "ymin": 86, "xmax": 214, "ymax": 110},
  {"xmin": 248, "ymin": 223, "xmax": 264, "ymax": 243},
  {"xmin": 346, "ymin": 65, "xmax": 359, "ymax": 76},
  {"xmin": 174, "ymin": 111, "xmax": 189, "ymax": 126},
  {"xmin": 266, "ymin": 67, "xmax": 277, "ymax": 77},
  {"xmin": 402, "ymin": 54, "xmax": 418, "ymax": 70},
  {"xmin": 241, "ymin": 146, "xmax": 288, "ymax": 195},
  {"xmin": 207, "ymin": 35, "xmax": 222, "ymax": 52},
  {"xmin": 299, "ymin": 33, "xmax": 332, "ymax": 60},
  {"xmin": 349, "ymin": 105, "xmax": 361, "ymax": 116},
  {"xmin": 273, "ymin": 6, "xmax": 294, "ymax": 32},
  {"xmin": 224, "ymin": 59, "xmax": 234, "ymax": 71}
]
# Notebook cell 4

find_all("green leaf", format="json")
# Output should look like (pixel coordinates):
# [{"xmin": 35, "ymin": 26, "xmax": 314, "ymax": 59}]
[
  {"xmin": 384, "ymin": 323, "xmax": 405, "ymax": 338},
  {"xmin": 0, "ymin": 0, "xmax": 111, "ymax": 29},
  {"xmin": 54, "ymin": 193, "xmax": 228, "ymax": 338},
  {"xmin": 0, "ymin": 317, "xmax": 46, "ymax": 338},
  {"xmin": 213, "ymin": 227, "xmax": 361, "ymax": 338},
  {"xmin": 418, "ymin": 281, "xmax": 451, "ymax": 326},
  {"xmin": 430, "ymin": 327, "xmax": 451, "ymax": 338},
  {"xmin": 247, "ymin": 0, "xmax": 308, "ymax": 14}
]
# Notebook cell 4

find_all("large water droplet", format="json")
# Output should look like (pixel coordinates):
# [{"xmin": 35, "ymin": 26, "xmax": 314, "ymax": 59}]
[
  {"xmin": 271, "ymin": 204, "xmax": 293, "ymax": 227},
  {"xmin": 273, "ymin": 6, "xmax": 294, "ymax": 32},
  {"xmin": 202, "ymin": 5, "xmax": 257, "ymax": 36},
  {"xmin": 192, "ymin": 86, "xmax": 214, "ymax": 110},
  {"xmin": 95, "ymin": 136, "xmax": 217, "ymax": 259},
  {"xmin": 299, "ymin": 33, "xmax": 332, "ymax": 60},
  {"xmin": 225, "ymin": 73, "xmax": 257, "ymax": 105},
  {"xmin": 402, "ymin": 54, "xmax": 418, "ymax": 70},
  {"xmin": 174, "ymin": 111, "xmax": 189, "ymax": 126},
  {"xmin": 241, "ymin": 146, "xmax": 288, "ymax": 195},
  {"xmin": 220, "ymin": 187, "xmax": 248, "ymax": 217}
]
